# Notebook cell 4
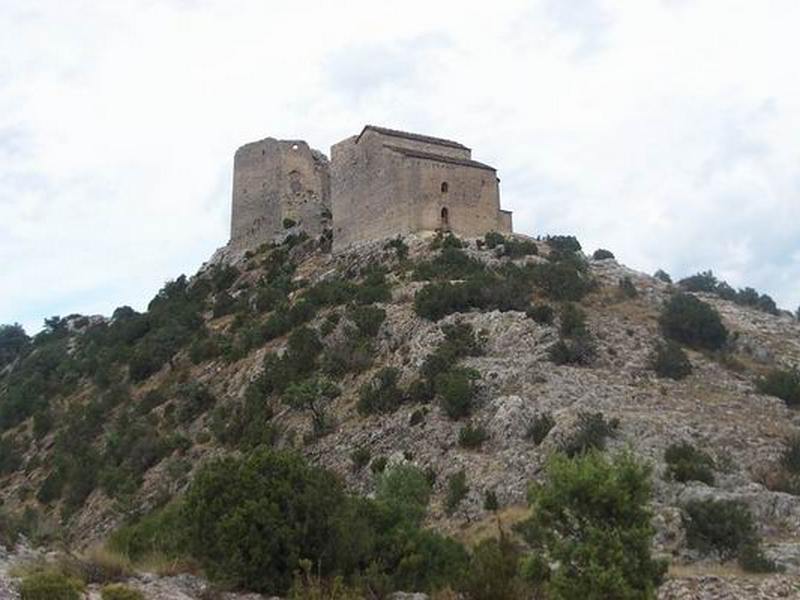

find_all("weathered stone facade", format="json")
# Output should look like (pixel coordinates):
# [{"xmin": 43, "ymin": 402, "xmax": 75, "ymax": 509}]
[
  {"xmin": 229, "ymin": 138, "xmax": 330, "ymax": 251},
  {"xmin": 229, "ymin": 126, "xmax": 512, "ymax": 253}
]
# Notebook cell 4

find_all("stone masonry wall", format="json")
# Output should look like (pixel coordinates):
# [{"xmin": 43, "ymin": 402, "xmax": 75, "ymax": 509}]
[{"xmin": 230, "ymin": 138, "xmax": 330, "ymax": 252}]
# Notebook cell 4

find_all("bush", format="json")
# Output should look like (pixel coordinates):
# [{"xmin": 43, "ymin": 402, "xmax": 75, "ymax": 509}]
[
  {"xmin": 683, "ymin": 498, "xmax": 758, "ymax": 561},
  {"xmin": 458, "ymin": 423, "xmax": 489, "ymax": 449},
  {"xmin": 592, "ymin": 249, "xmax": 614, "ymax": 260},
  {"xmin": 525, "ymin": 304, "xmax": 554, "ymax": 325},
  {"xmin": 757, "ymin": 367, "xmax": 800, "ymax": 407},
  {"xmin": 182, "ymin": 449, "xmax": 349, "ymax": 594},
  {"xmin": 501, "ymin": 238, "xmax": 539, "ymax": 258},
  {"xmin": 654, "ymin": 269, "xmax": 672, "ymax": 284},
  {"xmin": 413, "ymin": 247, "xmax": 485, "ymax": 281},
  {"xmin": 678, "ymin": 270, "xmax": 779, "ymax": 315},
  {"xmin": 559, "ymin": 303, "xmax": 587, "ymax": 338},
  {"xmin": 357, "ymin": 368, "xmax": 405, "ymax": 415},
  {"xmin": 107, "ymin": 502, "xmax": 185, "ymax": 562},
  {"xmin": 347, "ymin": 305, "xmax": 386, "ymax": 338},
  {"xmin": 781, "ymin": 435, "xmax": 800, "ymax": 475},
  {"xmin": 377, "ymin": 464, "xmax": 432, "ymax": 526},
  {"xmin": 101, "ymin": 584, "xmax": 144, "ymax": 600},
  {"xmin": 19, "ymin": 572, "xmax": 84, "ymax": 600},
  {"xmin": 283, "ymin": 377, "xmax": 340, "ymax": 436},
  {"xmin": 463, "ymin": 534, "xmax": 528, "ymax": 600},
  {"xmin": 283, "ymin": 218, "xmax": 297, "ymax": 229},
  {"xmin": 445, "ymin": 470, "xmax": 469, "ymax": 515},
  {"xmin": 664, "ymin": 442, "xmax": 715, "ymax": 485},
  {"xmin": 383, "ymin": 236, "xmax": 409, "ymax": 261},
  {"xmin": 530, "ymin": 259, "xmax": 594, "ymax": 302},
  {"xmin": 483, "ymin": 490, "xmax": 499, "ymax": 512},
  {"xmin": 561, "ymin": 412, "xmax": 619, "ymax": 457},
  {"xmin": 436, "ymin": 368, "xmax": 478, "ymax": 420},
  {"xmin": 350, "ymin": 447, "xmax": 371, "ymax": 471},
  {"xmin": 0, "ymin": 322, "xmax": 29, "ymax": 367},
  {"xmin": 545, "ymin": 235, "xmax": 582, "ymax": 258},
  {"xmin": 651, "ymin": 341, "xmax": 692, "ymax": 380},
  {"xmin": 548, "ymin": 337, "xmax": 595, "ymax": 367},
  {"xmin": 370, "ymin": 456, "xmax": 388, "ymax": 474},
  {"xmin": 526, "ymin": 413, "xmax": 555, "ymax": 446},
  {"xmin": 519, "ymin": 451, "xmax": 666, "ymax": 598},
  {"xmin": 659, "ymin": 293, "xmax": 728, "ymax": 350},
  {"xmin": 618, "ymin": 276, "xmax": 637, "ymax": 298}
]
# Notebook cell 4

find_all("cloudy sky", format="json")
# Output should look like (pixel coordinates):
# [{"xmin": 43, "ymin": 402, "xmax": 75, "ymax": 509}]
[{"xmin": 2, "ymin": 0, "xmax": 799, "ymax": 333}]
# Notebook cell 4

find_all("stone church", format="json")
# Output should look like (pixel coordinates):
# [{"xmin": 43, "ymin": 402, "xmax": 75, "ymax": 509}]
[{"xmin": 228, "ymin": 125, "xmax": 512, "ymax": 252}]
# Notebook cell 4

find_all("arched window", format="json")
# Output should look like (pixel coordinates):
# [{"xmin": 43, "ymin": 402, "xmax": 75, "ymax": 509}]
[
  {"xmin": 441, "ymin": 182, "xmax": 449, "ymax": 193},
  {"xmin": 440, "ymin": 206, "xmax": 450, "ymax": 230}
]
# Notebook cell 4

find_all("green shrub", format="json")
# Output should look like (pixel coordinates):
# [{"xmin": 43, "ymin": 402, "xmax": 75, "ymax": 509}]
[
  {"xmin": 357, "ymin": 368, "xmax": 404, "ymax": 415},
  {"xmin": 654, "ymin": 269, "xmax": 672, "ymax": 284},
  {"xmin": 659, "ymin": 293, "xmax": 728, "ymax": 350},
  {"xmin": 683, "ymin": 498, "xmax": 758, "ymax": 561},
  {"xmin": 651, "ymin": 341, "xmax": 692, "ymax": 380},
  {"xmin": 383, "ymin": 236, "xmax": 409, "ymax": 261},
  {"xmin": 350, "ymin": 447, "xmax": 371, "ymax": 471},
  {"xmin": 370, "ymin": 456, "xmax": 388, "ymax": 475},
  {"xmin": 347, "ymin": 305, "xmax": 386, "ymax": 337},
  {"xmin": 283, "ymin": 218, "xmax": 297, "ymax": 229},
  {"xmin": 458, "ymin": 423, "xmax": 489, "ymax": 449},
  {"xmin": 182, "ymin": 449, "xmax": 348, "ymax": 594},
  {"xmin": 430, "ymin": 231, "xmax": 464, "ymax": 250},
  {"xmin": 780, "ymin": 435, "xmax": 800, "ymax": 478},
  {"xmin": 519, "ymin": 451, "xmax": 666, "ymax": 598},
  {"xmin": 664, "ymin": 442, "xmax": 714, "ymax": 484},
  {"xmin": 436, "ymin": 368, "xmax": 478, "ymax": 420},
  {"xmin": 0, "ymin": 435, "xmax": 21, "ymax": 475},
  {"xmin": 618, "ymin": 276, "xmax": 637, "ymax": 298},
  {"xmin": 101, "ymin": 584, "xmax": 144, "ymax": 600},
  {"xmin": 445, "ymin": 470, "xmax": 469, "ymax": 515},
  {"xmin": 559, "ymin": 303, "xmax": 587, "ymax": 338},
  {"xmin": 483, "ymin": 490, "xmax": 499, "ymax": 512},
  {"xmin": 484, "ymin": 231, "xmax": 506, "ymax": 249},
  {"xmin": 107, "ymin": 502, "xmax": 185, "ymax": 562},
  {"xmin": 757, "ymin": 367, "xmax": 800, "ymax": 407},
  {"xmin": 463, "ymin": 534, "xmax": 528, "ymax": 600},
  {"xmin": 530, "ymin": 259, "xmax": 594, "ymax": 302},
  {"xmin": 283, "ymin": 377, "xmax": 340, "ymax": 436},
  {"xmin": 548, "ymin": 337, "xmax": 595, "ymax": 366},
  {"xmin": 377, "ymin": 463, "xmax": 432, "ymax": 526},
  {"xmin": 526, "ymin": 413, "xmax": 555, "ymax": 446},
  {"xmin": 737, "ymin": 542, "xmax": 781, "ymax": 573},
  {"xmin": 526, "ymin": 304, "xmax": 554, "ymax": 325},
  {"xmin": 413, "ymin": 247, "xmax": 486, "ymax": 281},
  {"xmin": 0, "ymin": 322, "xmax": 29, "ymax": 367},
  {"xmin": 19, "ymin": 572, "xmax": 84, "ymax": 600},
  {"xmin": 561, "ymin": 411, "xmax": 619, "ymax": 457},
  {"xmin": 501, "ymin": 238, "xmax": 539, "ymax": 258},
  {"xmin": 545, "ymin": 235, "xmax": 582, "ymax": 258},
  {"xmin": 592, "ymin": 249, "xmax": 614, "ymax": 260}
]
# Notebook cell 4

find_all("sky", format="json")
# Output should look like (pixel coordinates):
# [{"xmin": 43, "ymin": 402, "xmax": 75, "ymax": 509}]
[{"xmin": 1, "ymin": 0, "xmax": 799, "ymax": 333}]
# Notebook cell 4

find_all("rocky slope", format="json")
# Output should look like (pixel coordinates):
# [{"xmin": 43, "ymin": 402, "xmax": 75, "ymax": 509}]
[{"xmin": 1, "ymin": 231, "xmax": 800, "ymax": 598}]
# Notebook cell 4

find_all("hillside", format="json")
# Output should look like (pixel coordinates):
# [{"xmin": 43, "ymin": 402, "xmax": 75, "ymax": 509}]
[{"xmin": 2, "ymin": 230, "xmax": 800, "ymax": 599}]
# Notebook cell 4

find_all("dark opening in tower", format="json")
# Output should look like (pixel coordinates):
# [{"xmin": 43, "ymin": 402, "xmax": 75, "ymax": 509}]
[
  {"xmin": 440, "ymin": 206, "xmax": 450, "ymax": 230},
  {"xmin": 441, "ymin": 182, "xmax": 449, "ymax": 193}
]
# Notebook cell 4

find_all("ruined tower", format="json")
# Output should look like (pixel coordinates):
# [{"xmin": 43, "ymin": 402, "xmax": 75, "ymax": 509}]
[{"xmin": 229, "ymin": 138, "xmax": 330, "ymax": 251}]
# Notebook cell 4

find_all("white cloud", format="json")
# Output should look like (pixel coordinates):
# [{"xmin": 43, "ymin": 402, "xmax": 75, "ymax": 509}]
[{"xmin": 1, "ymin": 0, "xmax": 799, "ymax": 332}]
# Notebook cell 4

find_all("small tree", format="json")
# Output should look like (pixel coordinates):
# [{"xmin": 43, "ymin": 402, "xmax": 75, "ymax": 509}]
[
  {"xmin": 659, "ymin": 293, "xmax": 728, "ymax": 350},
  {"xmin": 519, "ymin": 451, "xmax": 666, "ymax": 599},
  {"xmin": 651, "ymin": 341, "xmax": 692, "ymax": 380},
  {"xmin": 664, "ymin": 442, "xmax": 714, "ymax": 485},
  {"xmin": 592, "ymin": 249, "xmax": 614, "ymax": 260},
  {"xmin": 284, "ymin": 377, "xmax": 340, "ymax": 435},
  {"xmin": 446, "ymin": 470, "xmax": 469, "ymax": 515},
  {"xmin": 756, "ymin": 367, "xmax": 800, "ymax": 407},
  {"xmin": 653, "ymin": 269, "xmax": 672, "ymax": 284}
]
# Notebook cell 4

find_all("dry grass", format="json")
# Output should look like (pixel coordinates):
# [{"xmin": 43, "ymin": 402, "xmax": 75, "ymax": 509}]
[
  {"xmin": 79, "ymin": 544, "xmax": 134, "ymax": 582},
  {"xmin": 667, "ymin": 561, "xmax": 774, "ymax": 581},
  {"xmin": 455, "ymin": 504, "xmax": 530, "ymax": 547}
]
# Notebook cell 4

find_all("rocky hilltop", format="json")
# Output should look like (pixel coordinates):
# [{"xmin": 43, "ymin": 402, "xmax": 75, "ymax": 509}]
[{"xmin": 1, "ymin": 231, "xmax": 800, "ymax": 599}]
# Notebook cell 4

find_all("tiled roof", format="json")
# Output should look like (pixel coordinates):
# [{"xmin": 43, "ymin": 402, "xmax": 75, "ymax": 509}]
[
  {"xmin": 357, "ymin": 125, "xmax": 469, "ymax": 150},
  {"xmin": 383, "ymin": 145, "xmax": 496, "ymax": 171}
]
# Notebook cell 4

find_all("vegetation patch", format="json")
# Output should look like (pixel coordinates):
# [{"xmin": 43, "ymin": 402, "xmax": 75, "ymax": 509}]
[
  {"xmin": 651, "ymin": 341, "xmax": 692, "ymax": 380},
  {"xmin": 757, "ymin": 367, "xmax": 800, "ymax": 407},
  {"xmin": 664, "ymin": 442, "xmax": 715, "ymax": 485},
  {"xmin": 679, "ymin": 270, "xmax": 779, "ymax": 315},
  {"xmin": 659, "ymin": 293, "xmax": 728, "ymax": 351}
]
